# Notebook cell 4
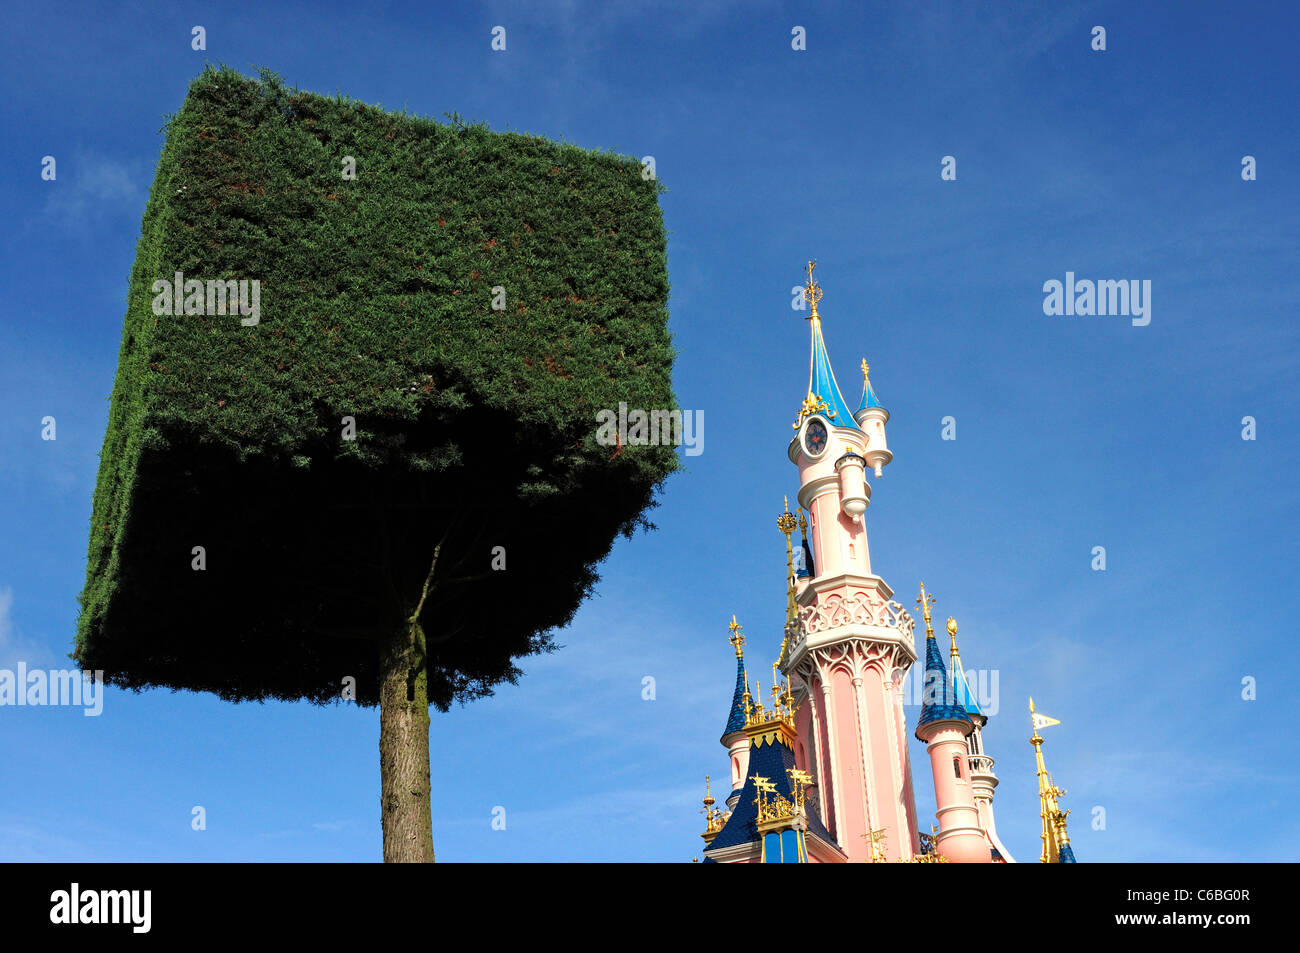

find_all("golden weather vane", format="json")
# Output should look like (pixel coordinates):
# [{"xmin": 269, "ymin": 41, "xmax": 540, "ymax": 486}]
[
  {"xmin": 803, "ymin": 260, "xmax": 823, "ymax": 319},
  {"xmin": 916, "ymin": 583, "xmax": 936, "ymax": 638},
  {"xmin": 728, "ymin": 614, "xmax": 745, "ymax": 658}
]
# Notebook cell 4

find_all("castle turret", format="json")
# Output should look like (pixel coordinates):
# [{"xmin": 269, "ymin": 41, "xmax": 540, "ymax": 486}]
[
  {"xmin": 702, "ymin": 665, "xmax": 846, "ymax": 863},
  {"xmin": 783, "ymin": 261, "xmax": 920, "ymax": 862},
  {"xmin": 947, "ymin": 616, "xmax": 1015, "ymax": 862},
  {"xmin": 854, "ymin": 360, "xmax": 892, "ymax": 478},
  {"xmin": 914, "ymin": 585, "xmax": 991, "ymax": 864},
  {"xmin": 721, "ymin": 616, "xmax": 751, "ymax": 811}
]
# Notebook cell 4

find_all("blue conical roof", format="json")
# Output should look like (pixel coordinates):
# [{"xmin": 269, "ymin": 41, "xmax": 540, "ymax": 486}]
[
  {"xmin": 951, "ymin": 654, "xmax": 984, "ymax": 720},
  {"xmin": 805, "ymin": 316, "xmax": 860, "ymax": 430},
  {"xmin": 722, "ymin": 654, "xmax": 747, "ymax": 737},
  {"xmin": 916, "ymin": 633, "xmax": 973, "ymax": 738},
  {"xmin": 857, "ymin": 369, "xmax": 884, "ymax": 412},
  {"xmin": 1058, "ymin": 843, "xmax": 1077, "ymax": 863}
]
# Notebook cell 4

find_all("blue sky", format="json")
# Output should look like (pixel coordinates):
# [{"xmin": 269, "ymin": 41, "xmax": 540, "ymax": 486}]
[{"xmin": 1, "ymin": 0, "xmax": 1297, "ymax": 861}]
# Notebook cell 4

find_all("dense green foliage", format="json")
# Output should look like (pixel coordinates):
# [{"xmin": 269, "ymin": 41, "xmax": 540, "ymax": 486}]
[{"xmin": 76, "ymin": 66, "xmax": 676, "ymax": 706}]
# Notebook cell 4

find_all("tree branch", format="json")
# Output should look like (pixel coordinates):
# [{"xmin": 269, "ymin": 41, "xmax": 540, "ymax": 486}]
[{"xmin": 409, "ymin": 516, "xmax": 457, "ymax": 624}]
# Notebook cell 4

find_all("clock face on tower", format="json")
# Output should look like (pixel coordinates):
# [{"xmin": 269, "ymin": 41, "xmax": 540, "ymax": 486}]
[{"xmin": 803, "ymin": 418, "xmax": 828, "ymax": 457}]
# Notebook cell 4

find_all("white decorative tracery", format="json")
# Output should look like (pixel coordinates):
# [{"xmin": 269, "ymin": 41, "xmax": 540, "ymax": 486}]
[{"xmin": 798, "ymin": 592, "xmax": 915, "ymax": 647}]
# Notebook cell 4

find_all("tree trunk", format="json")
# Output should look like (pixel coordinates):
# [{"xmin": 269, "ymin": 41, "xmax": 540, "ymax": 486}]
[{"xmin": 379, "ymin": 619, "xmax": 435, "ymax": 862}]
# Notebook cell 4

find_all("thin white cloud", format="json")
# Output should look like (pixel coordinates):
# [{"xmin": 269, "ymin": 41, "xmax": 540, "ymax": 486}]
[
  {"xmin": 39, "ymin": 152, "xmax": 149, "ymax": 233},
  {"xmin": 0, "ymin": 587, "xmax": 60, "ymax": 670}
]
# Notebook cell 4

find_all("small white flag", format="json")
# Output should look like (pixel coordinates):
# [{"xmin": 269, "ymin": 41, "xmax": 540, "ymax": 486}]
[{"xmin": 1032, "ymin": 711, "xmax": 1061, "ymax": 730}]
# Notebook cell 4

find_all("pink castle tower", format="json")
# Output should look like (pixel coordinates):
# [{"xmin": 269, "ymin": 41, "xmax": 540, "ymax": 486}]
[
  {"xmin": 913, "ymin": 586, "xmax": 991, "ymax": 864},
  {"xmin": 779, "ymin": 261, "xmax": 920, "ymax": 863},
  {"xmin": 946, "ymin": 615, "xmax": 1016, "ymax": 862},
  {"xmin": 697, "ymin": 261, "xmax": 1025, "ymax": 864}
]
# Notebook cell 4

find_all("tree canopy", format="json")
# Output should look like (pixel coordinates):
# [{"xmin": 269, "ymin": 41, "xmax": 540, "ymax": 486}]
[{"xmin": 76, "ymin": 66, "xmax": 677, "ymax": 710}]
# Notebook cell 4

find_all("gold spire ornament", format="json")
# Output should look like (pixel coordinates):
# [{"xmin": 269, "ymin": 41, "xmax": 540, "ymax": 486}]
[
  {"xmin": 777, "ymin": 498, "xmax": 800, "ymax": 666},
  {"xmin": 861, "ymin": 358, "xmax": 870, "ymax": 386},
  {"xmin": 1029, "ymin": 697, "xmax": 1073, "ymax": 863},
  {"xmin": 803, "ymin": 260, "xmax": 823, "ymax": 319},
  {"xmin": 916, "ymin": 583, "xmax": 936, "ymax": 638},
  {"xmin": 947, "ymin": 616, "xmax": 960, "ymax": 662},
  {"xmin": 754, "ymin": 768, "xmax": 814, "ymax": 828},
  {"xmin": 742, "ymin": 669, "xmax": 799, "ymax": 734},
  {"xmin": 700, "ymin": 775, "xmax": 725, "ymax": 842},
  {"xmin": 728, "ymin": 614, "xmax": 745, "ymax": 659}
]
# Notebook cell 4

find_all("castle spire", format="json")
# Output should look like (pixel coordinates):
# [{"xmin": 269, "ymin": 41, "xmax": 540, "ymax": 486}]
[
  {"xmin": 722, "ymin": 616, "xmax": 748, "ymax": 739},
  {"xmin": 793, "ymin": 261, "xmax": 859, "ymax": 431},
  {"xmin": 914, "ymin": 586, "xmax": 972, "ymax": 734},
  {"xmin": 777, "ymin": 498, "xmax": 799, "ymax": 666},
  {"xmin": 913, "ymin": 586, "xmax": 988, "ymax": 863},
  {"xmin": 1029, "ymin": 698, "xmax": 1076, "ymax": 863},
  {"xmin": 946, "ymin": 616, "xmax": 984, "ymax": 719},
  {"xmin": 856, "ymin": 358, "xmax": 884, "ymax": 413}
]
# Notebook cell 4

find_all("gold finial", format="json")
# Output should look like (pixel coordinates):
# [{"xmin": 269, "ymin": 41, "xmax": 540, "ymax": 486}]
[
  {"xmin": 916, "ymin": 583, "xmax": 936, "ymax": 638},
  {"xmin": 700, "ymin": 775, "xmax": 726, "ymax": 840},
  {"xmin": 778, "ymin": 496, "xmax": 799, "ymax": 667},
  {"xmin": 861, "ymin": 358, "xmax": 870, "ymax": 384},
  {"xmin": 947, "ymin": 616, "xmax": 960, "ymax": 660},
  {"xmin": 797, "ymin": 508, "xmax": 808, "ymax": 538},
  {"xmin": 803, "ymin": 260, "xmax": 823, "ymax": 319},
  {"xmin": 728, "ymin": 614, "xmax": 745, "ymax": 658},
  {"xmin": 1028, "ymin": 697, "xmax": 1072, "ymax": 862},
  {"xmin": 777, "ymin": 496, "xmax": 798, "ymax": 537}
]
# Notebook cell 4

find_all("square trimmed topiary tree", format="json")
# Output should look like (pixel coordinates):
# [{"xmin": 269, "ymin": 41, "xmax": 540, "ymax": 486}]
[{"xmin": 76, "ymin": 66, "xmax": 677, "ymax": 861}]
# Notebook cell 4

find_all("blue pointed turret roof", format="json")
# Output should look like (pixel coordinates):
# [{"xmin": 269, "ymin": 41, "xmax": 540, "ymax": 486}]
[
  {"xmin": 916, "ymin": 633, "xmax": 972, "ymax": 737},
  {"xmin": 857, "ymin": 360, "xmax": 885, "ymax": 413},
  {"xmin": 1058, "ymin": 843, "xmax": 1077, "ymax": 863},
  {"xmin": 806, "ymin": 316, "xmax": 860, "ymax": 429},
  {"xmin": 915, "ymin": 592, "xmax": 973, "ymax": 739},
  {"xmin": 722, "ymin": 653, "xmax": 747, "ymax": 738},
  {"xmin": 795, "ymin": 262, "xmax": 860, "ymax": 432},
  {"xmin": 951, "ymin": 653, "xmax": 984, "ymax": 720}
]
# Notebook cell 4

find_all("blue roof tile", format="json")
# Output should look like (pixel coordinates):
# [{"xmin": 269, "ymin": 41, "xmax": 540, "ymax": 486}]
[
  {"xmin": 722, "ymin": 655, "xmax": 747, "ymax": 737},
  {"xmin": 704, "ymin": 732, "xmax": 838, "ymax": 856},
  {"xmin": 916, "ymin": 634, "xmax": 973, "ymax": 738}
]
